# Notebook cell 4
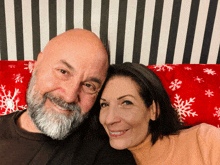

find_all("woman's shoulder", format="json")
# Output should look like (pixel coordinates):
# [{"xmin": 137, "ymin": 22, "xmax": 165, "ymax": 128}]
[{"xmin": 179, "ymin": 123, "xmax": 220, "ymax": 141}]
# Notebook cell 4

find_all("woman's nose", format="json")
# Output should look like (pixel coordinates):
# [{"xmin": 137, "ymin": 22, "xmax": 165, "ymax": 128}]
[{"xmin": 105, "ymin": 105, "xmax": 121, "ymax": 125}]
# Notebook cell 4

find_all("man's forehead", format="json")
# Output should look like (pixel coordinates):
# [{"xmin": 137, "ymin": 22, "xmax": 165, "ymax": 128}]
[{"xmin": 59, "ymin": 59, "xmax": 105, "ymax": 83}]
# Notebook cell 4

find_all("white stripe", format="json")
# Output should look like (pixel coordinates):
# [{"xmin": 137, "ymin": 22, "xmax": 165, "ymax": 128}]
[
  {"xmin": 190, "ymin": 0, "xmax": 210, "ymax": 64},
  {"xmin": 74, "ymin": 0, "xmax": 83, "ymax": 29},
  {"xmin": 123, "ymin": 0, "xmax": 138, "ymax": 63},
  {"xmin": 139, "ymin": 0, "xmax": 156, "ymax": 65},
  {"xmin": 39, "ymin": 0, "xmax": 49, "ymax": 52},
  {"xmin": 22, "ymin": 0, "xmax": 33, "ymax": 60},
  {"xmin": 4, "ymin": 0, "xmax": 17, "ymax": 60},
  {"xmin": 108, "ymin": 0, "xmax": 120, "ymax": 64},
  {"xmin": 173, "ymin": 0, "xmax": 192, "ymax": 64},
  {"xmin": 57, "ymin": 0, "xmax": 66, "ymax": 35},
  {"xmin": 156, "ymin": 0, "xmax": 174, "ymax": 65},
  {"xmin": 207, "ymin": 0, "xmax": 220, "ymax": 64},
  {"xmin": 91, "ymin": 0, "xmax": 101, "ymax": 37}
]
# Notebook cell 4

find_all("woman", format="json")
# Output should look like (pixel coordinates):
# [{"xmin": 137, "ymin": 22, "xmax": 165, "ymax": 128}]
[{"xmin": 99, "ymin": 62, "xmax": 220, "ymax": 165}]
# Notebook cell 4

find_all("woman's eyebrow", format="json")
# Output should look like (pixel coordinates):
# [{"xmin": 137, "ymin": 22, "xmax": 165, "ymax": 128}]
[
  {"xmin": 117, "ymin": 95, "xmax": 135, "ymax": 100},
  {"xmin": 100, "ymin": 98, "xmax": 106, "ymax": 101}
]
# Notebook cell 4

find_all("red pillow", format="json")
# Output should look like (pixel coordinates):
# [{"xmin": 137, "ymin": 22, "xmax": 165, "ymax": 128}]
[
  {"xmin": 0, "ymin": 61, "xmax": 219, "ymax": 128},
  {"xmin": 0, "ymin": 61, "xmax": 34, "ymax": 115},
  {"xmin": 148, "ymin": 64, "xmax": 220, "ymax": 128}
]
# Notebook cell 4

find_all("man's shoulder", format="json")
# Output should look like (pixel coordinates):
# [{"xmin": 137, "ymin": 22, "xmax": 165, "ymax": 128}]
[{"xmin": 72, "ymin": 126, "xmax": 136, "ymax": 164}]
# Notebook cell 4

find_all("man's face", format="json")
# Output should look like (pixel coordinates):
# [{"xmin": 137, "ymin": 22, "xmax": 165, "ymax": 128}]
[
  {"xmin": 26, "ymin": 30, "xmax": 108, "ymax": 139},
  {"xmin": 26, "ymin": 71, "xmax": 86, "ymax": 140}
]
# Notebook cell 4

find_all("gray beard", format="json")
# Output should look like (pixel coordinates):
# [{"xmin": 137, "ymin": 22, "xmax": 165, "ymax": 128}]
[{"xmin": 26, "ymin": 71, "xmax": 88, "ymax": 140}]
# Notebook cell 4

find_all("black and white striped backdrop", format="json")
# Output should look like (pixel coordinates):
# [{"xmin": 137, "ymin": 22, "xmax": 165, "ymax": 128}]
[{"xmin": 0, "ymin": 0, "xmax": 220, "ymax": 65}]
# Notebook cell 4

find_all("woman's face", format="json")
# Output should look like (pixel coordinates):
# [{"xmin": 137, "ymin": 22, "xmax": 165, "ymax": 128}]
[{"xmin": 99, "ymin": 76, "xmax": 156, "ymax": 150}]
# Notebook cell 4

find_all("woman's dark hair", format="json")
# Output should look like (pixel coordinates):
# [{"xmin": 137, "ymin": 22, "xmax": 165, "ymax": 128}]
[{"xmin": 99, "ymin": 62, "xmax": 190, "ymax": 145}]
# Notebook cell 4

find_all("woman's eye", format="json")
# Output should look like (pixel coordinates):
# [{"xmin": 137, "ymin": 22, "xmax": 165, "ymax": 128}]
[
  {"xmin": 100, "ymin": 102, "xmax": 108, "ymax": 108},
  {"xmin": 123, "ymin": 100, "xmax": 133, "ymax": 105}
]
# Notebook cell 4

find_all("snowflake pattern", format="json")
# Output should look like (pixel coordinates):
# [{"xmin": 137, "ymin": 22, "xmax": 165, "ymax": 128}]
[
  {"xmin": 153, "ymin": 64, "xmax": 174, "ymax": 72},
  {"xmin": 213, "ymin": 107, "xmax": 220, "ymax": 120},
  {"xmin": 172, "ymin": 94, "xmax": 198, "ymax": 122},
  {"xmin": 169, "ymin": 79, "xmax": 182, "ymax": 91},
  {"xmin": 193, "ymin": 76, "xmax": 204, "ymax": 83},
  {"xmin": 184, "ymin": 67, "xmax": 192, "ymax": 70},
  {"xmin": 205, "ymin": 89, "xmax": 214, "ymax": 97},
  {"xmin": 8, "ymin": 65, "xmax": 15, "ymax": 68},
  {"xmin": 203, "ymin": 68, "xmax": 216, "ymax": 75},
  {"xmin": 13, "ymin": 74, "xmax": 24, "ymax": 83},
  {"xmin": 24, "ymin": 62, "xmax": 34, "ymax": 73},
  {"xmin": 0, "ymin": 85, "xmax": 21, "ymax": 115}
]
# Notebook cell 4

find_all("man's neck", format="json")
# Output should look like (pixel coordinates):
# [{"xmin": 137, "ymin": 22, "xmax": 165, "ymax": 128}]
[{"xmin": 16, "ymin": 110, "xmax": 41, "ymax": 133}]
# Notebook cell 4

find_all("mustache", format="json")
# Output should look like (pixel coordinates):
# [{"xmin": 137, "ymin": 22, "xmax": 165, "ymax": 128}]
[{"xmin": 44, "ymin": 93, "xmax": 81, "ymax": 113}]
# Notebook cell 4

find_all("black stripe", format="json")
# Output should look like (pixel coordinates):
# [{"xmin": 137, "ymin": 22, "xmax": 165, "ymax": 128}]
[
  {"xmin": 165, "ymin": 0, "xmax": 182, "ymax": 64},
  {"xmin": 49, "ymin": 0, "xmax": 57, "ymax": 39},
  {"xmin": 0, "ymin": 0, "xmax": 8, "ymax": 60},
  {"xmin": 199, "ymin": 0, "xmax": 218, "ymax": 64},
  {"xmin": 66, "ymin": 0, "xmax": 74, "ymax": 30},
  {"xmin": 14, "ymin": 0, "xmax": 24, "ymax": 60},
  {"xmin": 132, "ymin": 0, "xmax": 146, "ymax": 63},
  {"xmin": 182, "ymin": 0, "xmax": 200, "ymax": 64},
  {"xmin": 31, "ymin": 0, "xmax": 40, "ymax": 60},
  {"xmin": 100, "ymin": 0, "xmax": 109, "ymax": 46},
  {"xmin": 217, "ymin": 45, "xmax": 220, "ymax": 64},
  {"xmin": 83, "ymin": 0, "xmax": 91, "ymax": 31},
  {"xmin": 149, "ymin": 0, "xmax": 164, "ymax": 65},
  {"xmin": 116, "ymin": 0, "xmax": 128, "ymax": 64}
]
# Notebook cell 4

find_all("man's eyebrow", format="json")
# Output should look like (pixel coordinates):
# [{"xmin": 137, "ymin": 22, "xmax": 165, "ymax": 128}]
[
  {"xmin": 117, "ymin": 95, "xmax": 135, "ymax": 100},
  {"xmin": 89, "ymin": 77, "xmax": 102, "ymax": 84},
  {"xmin": 60, "ymin": 60, "xmax": 74, "ymax": 70}
]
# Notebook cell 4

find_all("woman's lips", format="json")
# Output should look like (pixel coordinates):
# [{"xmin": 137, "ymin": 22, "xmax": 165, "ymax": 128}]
[{"xmin": 109, "ymin": 129, "xmax": 128, "ymax": 137}]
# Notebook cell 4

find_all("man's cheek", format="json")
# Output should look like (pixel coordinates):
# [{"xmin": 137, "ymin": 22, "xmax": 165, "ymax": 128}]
[{"xmin": 81, "ymin": 95, "xmax": 97, "ymax": 114}]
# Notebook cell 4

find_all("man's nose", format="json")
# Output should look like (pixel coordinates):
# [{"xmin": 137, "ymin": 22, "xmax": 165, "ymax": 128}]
[{"xmin": 61, "ymin": 80, "xmax": 81, "ymax": 103}]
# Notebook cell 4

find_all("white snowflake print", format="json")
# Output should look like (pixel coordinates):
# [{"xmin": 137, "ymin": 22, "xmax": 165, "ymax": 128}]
[
  {"xmin": 24, "ymin": 62, "xmax": 34, "ymax": 73},
  {"xmin": 184, "ymin": 67, "xmax": 192, "ymax": 70},
  {"xmin": 205, "ymin": 89, "xmax": 214, "ymax": 97},
  {"xmin": 8, "ymin": 65, "xmax": 15, "ymax": 68},
  {"xmin": 213, "ymin": 107, "xmax": 220, "ymax": 120},
  {"xmin": 13, "ymin": 74, "xmax": 24, "ymax": 83},
  {"xmin": 203, "ymin": 68, "xmax": 216, "ymax": 75},
  {"xmin": 193, "ymin": 76, "xmax": 204, "ymax": 83},
  {"xmin": 172, "ymin": 94, "xmax": 198, "ymax": 122},
  {"xmin": 169, "ymin": 79, "xmax": 182, "ymax": 91},
  {"xmin": 153, "ymin": 64, "xmax": 174, "ymax": 72},
  {"xmin": 0, "ymin": 85, "xmax": 21, "ymax": 115}
]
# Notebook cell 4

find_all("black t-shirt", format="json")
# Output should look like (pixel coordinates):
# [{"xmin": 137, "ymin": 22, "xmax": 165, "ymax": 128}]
[{"xmin": 0, "ymin": 110, "xmax": 136, "ymax": 165}]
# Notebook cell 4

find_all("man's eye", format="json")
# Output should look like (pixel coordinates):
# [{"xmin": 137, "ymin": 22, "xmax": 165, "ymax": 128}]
[
  {"xmin": 82, "ymin": 82, "xmax": 97, "ymax": 94},
  {"xmin": 60, "ymin": 69, "xmax": 67, "ymax": 74}
]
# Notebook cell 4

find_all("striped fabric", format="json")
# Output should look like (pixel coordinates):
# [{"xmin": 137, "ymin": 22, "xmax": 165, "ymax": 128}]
[{"xmin": 0, "ymin": 0, "xmax": 220, "ymax": 65}]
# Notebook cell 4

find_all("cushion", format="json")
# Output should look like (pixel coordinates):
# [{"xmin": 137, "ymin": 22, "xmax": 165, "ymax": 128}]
[
  {"xmin": 0, "ymin": 61, "xmax": 219, "ymax": 128},
  {"xmin": 148, "ymin": 64, "xmax": 220, "ymax": 128}
]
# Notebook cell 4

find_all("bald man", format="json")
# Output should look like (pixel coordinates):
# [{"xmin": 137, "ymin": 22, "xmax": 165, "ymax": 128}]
[{"xmin": 0, "ymin": 29, "xmax": 135, "ymax": 165}]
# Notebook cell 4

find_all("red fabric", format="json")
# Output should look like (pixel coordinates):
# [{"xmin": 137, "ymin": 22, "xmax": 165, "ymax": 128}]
[
  {"xmin": 148, "ymin": 64, "xmax": 220, "ymax": 128},
  {"xmin": 0, "ymin": 61, "xmax": 34, "ymax": 115},
  {"xmin": 0, "ymin": 61, "xmax": 219, "ymax": 128}
]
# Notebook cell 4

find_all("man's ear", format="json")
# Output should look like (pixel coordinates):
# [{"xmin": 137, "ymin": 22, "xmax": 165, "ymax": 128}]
[
  {"xmin": 150, "ymin": 101, "xmax": 158, "ymax": 121},
  {"xmin": 33, "ymin": 52, "xmax": 43, "ymax": 71}
]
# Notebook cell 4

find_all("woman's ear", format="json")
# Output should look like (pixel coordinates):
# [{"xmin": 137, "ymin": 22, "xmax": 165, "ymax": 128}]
[{"xmin": 150, "ymin": 101, "xmax": 158, "ymax": 121}]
